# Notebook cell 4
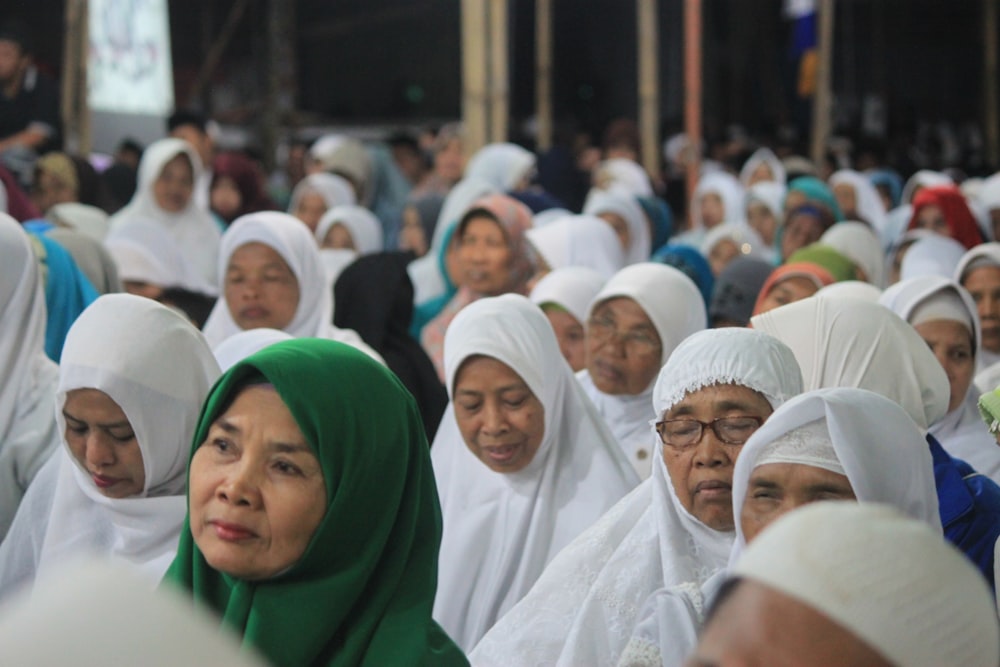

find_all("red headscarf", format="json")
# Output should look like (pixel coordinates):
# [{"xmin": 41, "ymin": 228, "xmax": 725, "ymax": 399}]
[
  {"xmin": 211, "ymin": 151, "xmax": 276, "ymax": 223},
  {"xmin": 751, "ymin": 262, "xmax": 836, "ymax": 317},
  {"xmin": 907, "ymin": 184, "xmax": 984, "ymax": 250}
]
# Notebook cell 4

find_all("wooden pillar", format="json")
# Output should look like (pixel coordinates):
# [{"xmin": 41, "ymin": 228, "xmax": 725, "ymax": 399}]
[
  {"xmin": 638, "ymin": 0, "xmax": 660, "ymax": 178},
  {"xmin": 462, "ymin": 0, "xmax": 489, "ymax": 156},
  {"xmin": 488, "ymin": 0, "xmax": 509, "ymax": 142},
  {"xmin": 985, "ymin": 0, "xmax": 999, "ymax": 168},
  {"xmin": 683, "ymin": 0, "xmax": 702, "ymax": 225},
  {"xmin": 61, "ymin": 0, "xmax": 90, "ymax": 154},
  {"xmin": 535, "ymin": 0, "xmax": 553, "ymax": 151},
  {"xmin": 810, "ymin": 0, "xmax": 835, "ymax": 166}
]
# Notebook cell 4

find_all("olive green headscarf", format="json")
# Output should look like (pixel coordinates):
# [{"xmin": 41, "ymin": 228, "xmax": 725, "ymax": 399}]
[{"xmin": 163, "ymin": 338, "xmax": 467, "ymax": 666}]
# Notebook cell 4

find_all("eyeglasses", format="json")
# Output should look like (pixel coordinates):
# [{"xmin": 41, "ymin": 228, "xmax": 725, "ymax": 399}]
[
  {"xmin": 654, "ymin": 416, "xmax": 764, "ymax": 450},
  {"xmin": 587, "ymin": 316, "xmax": 661, "ymax": 356}
]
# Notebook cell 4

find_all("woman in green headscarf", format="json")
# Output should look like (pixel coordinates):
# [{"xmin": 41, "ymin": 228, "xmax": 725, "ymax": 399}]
[{"xmin": 163, "ymin": 339, "xmax": 467, "ymax": 667}]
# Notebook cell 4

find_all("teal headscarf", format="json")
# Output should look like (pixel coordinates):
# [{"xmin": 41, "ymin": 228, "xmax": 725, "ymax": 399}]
[
  {"xmin": 163, "ymin": 339, "xmax": 467, "ymax": 666},
  {"xmin": 786, "ymin": 176, "xmax": 845, "ymax": 222},
  {"xmin": 410, "ymin": 220, "xmax": 459, "ymax": 339}
]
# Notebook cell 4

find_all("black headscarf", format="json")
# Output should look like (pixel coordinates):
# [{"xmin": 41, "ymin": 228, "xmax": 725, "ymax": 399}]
[
  {"xmin": 709, "ymin": 257, "xmax": 774, "ymax": 327},
  {"xmin": 334, "ymin": 252, "xmax": 448, "ymax": 440}
]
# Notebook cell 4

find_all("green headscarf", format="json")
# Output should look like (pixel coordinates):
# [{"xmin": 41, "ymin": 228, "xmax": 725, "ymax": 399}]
[
  {"xmin": 162, "ymin": 339, "xmax": 467, "ymax": 667},
  {"xmin": 786, "ymin": 243, "xmax": 859, "ymax": 283}
]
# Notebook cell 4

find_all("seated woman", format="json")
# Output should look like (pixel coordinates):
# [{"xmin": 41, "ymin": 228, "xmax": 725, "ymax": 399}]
[
  {"xmin": 162, "ymin": 339, "xmax": 467, "ymax": 666},
  {"xmin": 0, "ymin": 294, "xmax": 220, "ymax": 597},
  {"xmin": 431, "ymin": 294, "xmax": 639, "ymax": 651},
  {"xmin": 618, "ymin": 386, "xmax": 942, "ymax": 666},
  {"xmin": 906, "ymin": 184, "xmax": 985, "ymax": 250},
  {"xmin": 751, "ymin": 262, "xmax": 835, "ymax": 316},
  {"xmin": 579, "ymin": 263, "xmax": 708, "ymax": 478},
  {"xmin": 313, "ymin": 205, "xmax": 384, "ymax": 254},
  {"xmin": 880, "ymin": 276, "xmax": 1000, "ymax": 484},
  {"xmin": 671, "ymin": 172, "xmax": 745, "ymax": 248},
  {"xmin": 108, "ymin": 138, "xmax": 221, "ymax": 289},
  {"xmin": 582, "ymin": 187, "xmax": 652, "ymax": 263},
  {"xmin": 955, "ymin": 242, "xmax": 1000, "ymax": 370},
  {"xmin": 200, "ymin": 211, "xmax": 382, "ymax": 363},
  {"xmin": 529, "ymin": 266, "xmax": 606, "ymax": 372},
  {"xmin": 286, "ymin": 172, "xmax": 356, "ymax": 232},
  {"xmin": 420, "ymin": 194, "xmax": 535, "ymax": 381},
  {"xmin": 0, "ymin": 215, "xmax": 61, "ymax": 540},
  {"xmin": 471, "ymin": 327, "xmax": 802, "ymax": 666}
]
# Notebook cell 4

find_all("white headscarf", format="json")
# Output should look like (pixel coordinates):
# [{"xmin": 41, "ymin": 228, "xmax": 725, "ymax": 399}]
[
  {"xmin": 287, "ymin": 172, "xmax": 357, "ymax": 215},
  {"xmin": 0, "ymin": 294, "xmax": 220, "ymax": 596},
  {"xmin": 745, "ymin": 181, "xmax": 786, "ymax": 219},
  {"xmin": 955, "ymin": 242, "xmax": 1000, "ymax": 369},
  {"xmin": 212, "ymin": 328, "xmax": 294, "ymax": 372},
  {"xmin": 751, "ymin": 297, "xmax": 951, "ymax": 431},
  {"xmin": 105, "ymin": 219, "xmax": 217, "ymax": 295},
  {"xmin": 582, "ymin": 187, "xmax": 652, "ymax": 264},
  {"xmin": 691, "ymin": 171, "xmax": 747, "ymax": 229},
  {"xmin": 816, "ymin": 280, "xmax": 883, "ymax": 302},
  {"xmin": 732, "ymin": 503, "xmax": 997, "ymax": 667},
  {"xmin": 464, "ymin": 142, "xmax": 536, "ymax": 191},
  {"xmin": 820, "ymin": 221, "xmax": 886, "ymax": 287},
  {"xmin": 618, "ymin": 387, "xmax": 943, "ymax": 667},
  {"xmin": 313, "ymin": 205, "xmax": 383, "ymax": 254},
  {"xmin": 408, "ymin": 177, "xmax": 498, "ymax": 305},
  {"xmin": 200, "ymin": 212, "xmax": 382, "ymax": 362},
  {"xmin": 594, "ymin": 158, "xmax": 654, "ymax": 196},
  {"xmin": 700, "ymin": 222, "xmax": 767, "ymax": 262},
  {"xmin": 577, "ymin": 263, "xmax": 707, "ymax": 478},
  {"xmin": 900, "ymin": 235, "xmax": 968, "ymax": 281},
  {"xmin": 0, "ymin": 215, "xmax": 60, "ymax": 539},
  {"xmin": 879, "ymin": 276, "xmax": 1000, "ymax": 484},
  {"xmin": 828, "ymin": 169, "xmax": 889, "ymax": 234},
  {"xmin": 108, "ymin": 138, "xmax": 220, "ymax": 288},
  {"xmin": 976, "ymin": 172, "xmax": 1000, "ymax": 213},
  {"xmin": 49, "ymin": 203, "xmax": 111, "ymax": 242},
  {"xmin": 525, "ymin": 214, "xmax": 626, "ymax": 279},
  {"xmin": 471, "ymin": 327, "xmax": 802, "ymax": 667},
  {"xmin": 431, "ymin": 294, "xmax": 639, "ymax": 651},
  {"xmin": 530, "ymin": 267, "xmax": 606, "ymax": 326},
  {"xmin": 739, "ymin": 147, "xmax": 786, "ymax": 186}
]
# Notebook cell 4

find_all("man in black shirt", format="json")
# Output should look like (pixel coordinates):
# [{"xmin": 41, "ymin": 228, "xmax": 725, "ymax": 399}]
[{"xmin": 0, "ymin": 20, "xmax": 60, "ymax": 185}]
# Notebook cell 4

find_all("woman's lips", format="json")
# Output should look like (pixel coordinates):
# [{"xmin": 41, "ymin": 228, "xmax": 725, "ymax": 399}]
[
  {"xmin": 91, "ymin": 473, "xmax": 120, "ymax": 489},
  {"xmin": 209, "ymin": 520, "xmax": 258, "ymax": 541},
  {"xmin": 591, "ymin": 358, "xmax": 624, "ymax": 383},
  {"xmin": 482, "ymin": 443, "xmax": 521, "ymax": 464},
  {"xmin": 694, "ymin": 479, "xmax": 732, "ymax": 498},
  {"xmin": 240, "ymin": 306, "xmax": 269, "ymax": 321}
]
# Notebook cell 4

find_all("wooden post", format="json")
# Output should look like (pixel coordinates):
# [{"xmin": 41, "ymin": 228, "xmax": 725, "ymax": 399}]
[
  {"xmin": 488, "ymin": 0, "xmax": 509, "ymax": 143},
  {"xmin": 985, "ymin": 0, "xmax": 1000, "ymax": 168},
  {"xmin": 61, "ymin": 0, "xmax": 89, "ymax": 154},
  {"xmin": 535, "ymin": 0, "xmax": 553, "ymax": 151},
  {"xmin": 810, "ymin": 0, "xmax": 835, "ymax": 166},
  {"xmin": 638, "ymin": 0, "xmax": 660, "ymax": 178},
  {"xmin": 184, "ymin": 0, "xmax": 250, "ymax": 109},
  {"xmin": 462, "ymin": 0, "xmax": 489, "ymax": 157},
  {"xmin": 683, "ymin": 0, "xmax": 702, "ymax": 227}
]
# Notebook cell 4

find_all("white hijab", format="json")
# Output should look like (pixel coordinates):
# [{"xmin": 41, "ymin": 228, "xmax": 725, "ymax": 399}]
[
  {"xmin": 577, "ymin": 263, "xmax": 707, "ymax": 479},
  {"xmin": 105, "ymin": 219, "xmax": 217, "ymax": 295},
  {"xmin": 287, "ymin": 172, "xmax": 357, "ymax": 215},
  {"xmin": 108, "ymin": 138, "xmax": 220, "ymax": 288},
  {"xmin": 595, "ymin": 158, "xmax": 654, "ymax": 196},
  {"xmin": 751, "ymin": 297, "xmax": 951, "ymax": 431},
  {"xmin": 408, "ymin": 177, "xmax": 498, "ymax": 305},
  {"xmin": 689, "ymin": 171, "xmax": 746, "ymax": 229},
  {"xmin": 529, "ymin": 266, "xmax": 606, "ymax": 326},
  {"xmin": 700, "ymin": 222, "xmax": 768, "ymax": 262},
  {"xmin": 879, "ymin": 276, "xmax": 1000, "ymax": 484},
  {"xmin": 955, "ymin": 242, "xmax": 1000, "ymax": 370},
  {"xmin": 464, "ymin": 142, "xmax": 536, "ymax": 191},
  {"xmin": 49, "ymin": 203, "xmax": 111, "ymax": 243},
  {"xmin": 818, "ymin": 221, "xmax": 885, "ymax": 287},
  {"xmin": 431, "ymin": 294, "xmax": 639, "ymax": 651},
  {"xmin": 212, "ymin": 328, "xmax": 294, "ymax": 372},
  {"xmin": 828, "ymin": 169, "xmax": 889, "ymax": 234},
  {"xmin": 0, "ymin": 215, "xmax": 60, "ymax": 539},
  {"xmin": 618, "ymin": 387, "xmax": 941, "ymax": 667},
  {"xmin": 200, "ymin": 212, "xmax": 382, "ymax": 362},
  {"xmin": 739, "ymin": 147, "xmax": 786, "ymax": 186},
  {"xmin": 471, "ymin": 327, "xmax": 803, "ymax": 667},
  {"xmin": 526, "ymin": 214, "xmax": 626, "ymax": 279},
  {"xmin": 900, "ymin": 234, "xmax": 968, "ymax": 281},
  {"xmin": 313, "ymin": 205, "xmax": 384, "ymax": 254},
  {"xmin": 0, "ymin": 294, "xmax": 220, "ymax": 597},
  {"xmin": 582, "ymin": 187, "xmax": 652, "ymax": 264}
]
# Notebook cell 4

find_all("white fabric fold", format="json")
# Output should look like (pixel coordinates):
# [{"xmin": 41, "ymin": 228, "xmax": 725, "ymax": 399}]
[
  {"xmin": 583, "ymin": 187, "xmax": 652, "ymax": 264},
  {"xmin": 529, "ymin": 266, "xmax": 606, "ymax": 325},
  {"xmin": 525, "ymin": 214, "xmax": 626, "ymax": 279},
  {"xmin": 314, "ymin": 205, "xmax": 383, "ymax": 254}
]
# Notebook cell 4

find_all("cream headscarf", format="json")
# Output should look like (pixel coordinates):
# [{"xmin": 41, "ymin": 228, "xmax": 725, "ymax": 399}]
[
  {"xmin": 577, "ymin": 263, "xmax": 707, "ymax": 479},
  {"xmin": 526, "ymin": 214, "xmax": 626, "ymax": 279},
  {"xmin": 0, "ymin": 294, "xmax": 220, "ymax": 596},
  {"xmin": 471, "ymin": 327, "xmax": 802, "ymax": 667},
  {"xmin": 738, "ymin": 147, "xmax": 786, "ymax": 186},
  {"xmin": 529, "ymin": 266, "xmax": 606, "ymax": 326},
  {"xmin": 108, "ymin": 138, "xmax": 220, "ymax": 288},
  {"xmin": 582, "ymin": 187, "xmax": 652, "ymax": 264},
  {"xmin": 431, "ymin": 294, "xmax": 639, "ymax": 651},
  {"xmin": 464, "ymin": 142, "xmax": 536, "ymax": 191},
  {"xmin": 820, "ymin": 221, "xmax": 886, "ymax": 287},
  {"xmin": 201, "ymin": 212, "xmax": 381, "ymax": 362},
  {"xmin": 0, "ymin": 214, "xmax": 60, "ymax": 539},
  {"xmin": 313, "ymin": 205, "xmax": 384, "ymax": 254}
]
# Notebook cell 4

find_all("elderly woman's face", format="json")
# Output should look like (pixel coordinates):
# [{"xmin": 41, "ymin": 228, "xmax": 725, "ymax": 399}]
[
  {"xmin": 453, "ymin": 356, "xmax": 545, "ymax": 473},
  {"xmin": 63, "ymin": 388, "xmax": 145, "ymax": 498},
  {"xmin": 543, "ymin": 306, "xmax": 587, "ymax": 372},
  {"xmin": 586, "ymin": 297, "xmax": 662, "ymax": 396},
  {"xmin": 189, "ymin": 385, "xmax": 327, "ymax": 580},
  {"xmin": 224, "ymin": 242, "xmax": 300, "ymax": 332},
  {"xmin": 658, "ymin": 384, "xmax": 772, "ymax": 531},
  {"xmin": 293, "ymin": 192, "xmax": 328, "ymax": 232},
  {"xmin": 780, "ymin": 211, "xmax": 825, "ymax": 260},
  {"xmin": 914, "ymin": 319, "xmax": 975, "ymax": 414},
  {"xmin": 458, "ymin": 215, "xmax": 513, "ymax": 295},
  {"xmin": 740, "ymin": 463, "xmax": 855, "ymax": 545}
]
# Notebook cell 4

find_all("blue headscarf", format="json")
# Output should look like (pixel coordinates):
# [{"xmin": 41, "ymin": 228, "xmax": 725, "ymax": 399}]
[
  {"xmin": 868, "ymin": 169, "xmax": 903, "ymax": 209},
  {"xmin": 652, "ymin": 243, "xmax": 715, "ymax": 307},
  {"xmin": 27, "ymin": 226, "xmax": 99, "ymax": 361},
  {"xmin": 638, "ymin": 196, "xmax": 674, "ymax": 255}
]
